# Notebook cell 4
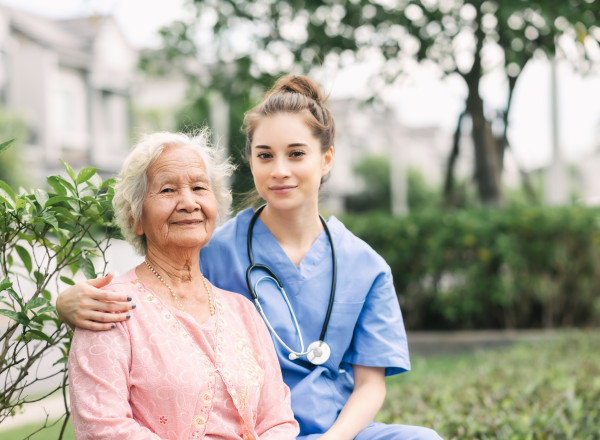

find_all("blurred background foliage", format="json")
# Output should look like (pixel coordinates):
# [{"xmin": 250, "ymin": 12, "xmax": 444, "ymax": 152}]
[
  {"xmin": 0, "ymin": 107, "xmax": 29, "ymax": 189},
  {"xmin": 342, "ymin": 205, "xmax": 600, "ymax": 330},
  {"xmin": 141, "ymin": 0, "xmax": 600, "ymax": 208}
]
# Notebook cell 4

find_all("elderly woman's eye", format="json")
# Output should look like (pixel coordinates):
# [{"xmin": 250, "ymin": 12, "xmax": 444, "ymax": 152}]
[{"xmin": 160, "ymin": 187, "xmax": 174, "ymax": 193}]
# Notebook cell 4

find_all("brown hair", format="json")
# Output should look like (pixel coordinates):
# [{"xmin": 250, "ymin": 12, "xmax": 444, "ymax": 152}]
[{"xmin": 243, "ymin": 74, "xmax": 336, "ymax": 157}]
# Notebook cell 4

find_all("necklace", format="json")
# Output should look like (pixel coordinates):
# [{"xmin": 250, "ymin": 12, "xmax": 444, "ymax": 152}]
[{"xmin": 144, "ymin": 260, "xmax": 214, "ymax": 316}]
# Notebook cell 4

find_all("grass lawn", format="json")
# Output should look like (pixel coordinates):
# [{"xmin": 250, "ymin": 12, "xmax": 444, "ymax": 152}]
[
  {"xmin": 1, "ymin": 419, "xmax": 74, "ymax": 440},
  {"xmin": 378, "ymin": 329, "xmax": 600, "ymax": 439}
]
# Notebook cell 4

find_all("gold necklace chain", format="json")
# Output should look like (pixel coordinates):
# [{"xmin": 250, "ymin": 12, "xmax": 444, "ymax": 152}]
[{"xmin": 144, "ymin": 260, "xmax": 214, "ymax": 316}]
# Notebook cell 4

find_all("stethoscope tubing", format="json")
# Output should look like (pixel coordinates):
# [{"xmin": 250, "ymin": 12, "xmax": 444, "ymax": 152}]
[
  {"xmin": 246, "ymin": 204, "xmax": 337, "ymax": 363},
  {"xmin": 252, "ymin": 275, "xmax": 309, "ymax": 356}
]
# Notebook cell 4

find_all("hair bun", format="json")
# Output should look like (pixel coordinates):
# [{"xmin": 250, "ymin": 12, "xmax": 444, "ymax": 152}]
[{"xmin": 271, "ymin": 74, "xmax": 325, "ymax": 103}]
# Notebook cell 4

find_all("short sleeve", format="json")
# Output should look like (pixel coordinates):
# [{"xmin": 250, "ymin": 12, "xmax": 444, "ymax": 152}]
[{"xmin": 342, "ymin": 266, "xmax": 411, "ymax": 376}]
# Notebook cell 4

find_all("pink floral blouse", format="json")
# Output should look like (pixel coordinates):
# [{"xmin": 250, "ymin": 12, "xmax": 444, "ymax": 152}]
[{"xmin": 68, "ymin": 269, "xmax": 299, "ymax": 440}]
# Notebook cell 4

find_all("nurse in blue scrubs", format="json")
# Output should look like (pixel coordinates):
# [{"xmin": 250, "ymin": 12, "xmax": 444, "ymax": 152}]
[{"xmin": 57, "ymin": 75, "xmax": 442, "ymax": 440}]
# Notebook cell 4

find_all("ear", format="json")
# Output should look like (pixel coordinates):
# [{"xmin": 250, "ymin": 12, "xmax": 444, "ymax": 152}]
[
  {"xmin": 321, "ymin": 145, "xmax": 334, "ymax": 177},
  {"xmin": 132, "ymin": 216, "xmax": 144, "ymax": 236}
]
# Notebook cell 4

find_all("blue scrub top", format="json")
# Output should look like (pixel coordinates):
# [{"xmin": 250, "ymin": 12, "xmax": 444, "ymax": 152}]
[{"xmin": 200, "ymin": 208, "xmax": 410, "ymax": 437}]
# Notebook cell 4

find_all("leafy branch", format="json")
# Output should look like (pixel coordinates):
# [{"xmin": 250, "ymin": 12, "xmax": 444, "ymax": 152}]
[{"xmin": 0, "ymin": 159, "xmax": 121, "ymax": 438}]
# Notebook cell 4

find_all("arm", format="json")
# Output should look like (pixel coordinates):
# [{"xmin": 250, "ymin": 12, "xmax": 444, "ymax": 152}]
[
  {"xmin": 319, "ymin": 365, "xmax": 386, "ymax": 440},
  {"xmin": 68, "ymin": 324, "xmax": 165, "ymax": 440},
  {"xmin": 57, "ymin": 273, "xmax": 134, "ymax": 330}
]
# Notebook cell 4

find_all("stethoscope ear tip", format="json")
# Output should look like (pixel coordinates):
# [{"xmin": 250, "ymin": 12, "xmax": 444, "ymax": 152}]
[{"xmin": 288, "ymin": 353, "xmax": 298, "ymax": 360}]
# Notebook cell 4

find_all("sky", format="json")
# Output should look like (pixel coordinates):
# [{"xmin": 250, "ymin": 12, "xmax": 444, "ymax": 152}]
[{"xmin": 2, "ymin": 0, "xmax": 600, "ymax": 171}]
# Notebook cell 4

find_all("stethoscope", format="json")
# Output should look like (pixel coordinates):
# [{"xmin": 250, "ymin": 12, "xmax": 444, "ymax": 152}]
[{"xmin": 246, "ymin": 205, "xmax": 336, "ymax": 365}]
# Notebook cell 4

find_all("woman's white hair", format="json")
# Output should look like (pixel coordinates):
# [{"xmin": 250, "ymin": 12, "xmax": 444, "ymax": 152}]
[{"xmin": 112, "ymin": 130, "xmax": 234, "ymax": 255}]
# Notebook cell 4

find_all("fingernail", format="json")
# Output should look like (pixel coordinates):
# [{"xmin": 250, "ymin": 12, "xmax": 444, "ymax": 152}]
[
  {"xmin": 126, "ymin": 314, "xmax": 131, "ymax": 319},
  {"xmin": 111, "ymin": 324, "xmax": 115, "ymax": 329},
  {"xmin": 127, "ymin": 296, "xmax": 132, "ymax": 301},
  {"xmin": 131, "ymin": 304, "xmax": 136, "ymax": 309}
]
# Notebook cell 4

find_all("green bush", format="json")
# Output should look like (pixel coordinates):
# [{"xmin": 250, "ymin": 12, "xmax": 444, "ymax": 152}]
[
  {"xmin": 0, "ymin": 158, "xmax": 120, "ymax": 437},
  {"xmin": 342, "ymin": 206, "xmax": 600, "ymax": 330},
  {"xmin": 0, "ymin": 110, "xmax": 28, "ymax": 188},
  {"xmin": 379, "ymin": 330, "xmax": 600, "ymax": 439}
]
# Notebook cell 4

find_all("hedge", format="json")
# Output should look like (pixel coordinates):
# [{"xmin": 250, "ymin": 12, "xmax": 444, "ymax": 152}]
[{"xmin": 342, "ymin": 206, "xmax": 600, "ymax": 330}]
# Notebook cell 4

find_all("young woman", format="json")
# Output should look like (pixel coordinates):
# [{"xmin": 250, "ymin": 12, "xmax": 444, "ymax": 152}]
[{"xmin": 58, "ymin": 75, "xmax": 442, "ymax": 440}]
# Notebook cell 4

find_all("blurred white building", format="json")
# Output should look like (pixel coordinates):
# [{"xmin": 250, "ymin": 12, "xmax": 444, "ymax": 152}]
[
  {"xmin": 326, "ymin": 98, "xmax": 474, "ymax": 214},
  {"xmin": 0, "ymin": 5, "xmax": 137, "ymax": 182}
]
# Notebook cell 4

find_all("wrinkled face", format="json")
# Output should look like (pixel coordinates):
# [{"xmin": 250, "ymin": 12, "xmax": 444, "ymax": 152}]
[
  {"xmin": 249, "ymin": 112, "xmax": 333, "ymax": 213},
  {"xmin": 135, "ymin": 145, "xmax": 218, "ymax": 253}
]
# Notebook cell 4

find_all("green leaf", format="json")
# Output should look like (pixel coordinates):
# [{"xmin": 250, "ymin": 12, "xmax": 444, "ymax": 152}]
[
  {"xmin": 42, "ymin": 290, "xmax": 52, "ymax": 301},
  {"xmin": 49, "ymin": 175, "xmax": 75, "ymax": 195},
  {"xmin": 36, "ymin": 305, "xmax": 56, "ymax": 314},
  {"xmin": 15, "ymin": 197, "xmax": 27, "ymax": 210},
  {"xmin": 0, "ymin": 309, "xmax": 20, "ymax": 321},
  {"xmin": 53, "ymin": 357, "xmax": 68, "ymax": 366},
  {"xmin": 0, "ymin": 309, "xmax": 29, "ymax": 325},
  {"xmin": 33, "ymin": 270, "xmax": 45, "ymax": 284},
  {"xmin": 45, "ymin": 195, "xmax": 74, "ymax": 207},
  {"xmin": 0, "ymin": 138, "xmax": 15, "ymax": 152},
  {"xmin": 0, "ymin": 194, "xmax": 14, "ymax": 208},
  {"xmin": 0, "ymin": 180, "xmax": 16, "ymax": 207},
  {"xmin": 15, "ymin": 244, "xmax": 33, "ymax": 273},
  {"xmin": 7, "ymin": 287, "xmax": 23, "ymax": 307},
  {"xmin": 34, "ymin": 188, "xmax": 49, "ymax": 208},
  {"xmin": 60, "ymin": 276, "xmax": 75, "ymax": 286},
  {"xmin": 32, "ymin": 314, "xmax": 54, "ymax": 324},
  {"xmin": 76, "ymin": 167, "xmax": 98, "ymax": 185},
  {"xmin": 46, "ymin": 176, "xmax": 68, "ymax": 196},
  {"xmin": 59, "ymin": 159, "xmax": 76, "ymax": 181},
  {"xmin": 40, "ymin": 211, "xmax": 59, "ymax": 230},
  {"xmin": 0, "ymin": 278, "xmax": 12, "ymax": 291},
  {"xmin": 101, "ymin": 177, "xmax": 117, "ymax": 189},
  {"xmin": 26, "ymin": 296, "xmax": 48, "ymax": 310},
  {"xmin": 69, "ymin": 261, "xmax": 80, "ymax": 276},
  {"xmin": 80, "ymin": 256, "xmax": 96, "ymax": 279},
  {"xmin": 25, "ymin": 329, "xmax": 53, "ymax": 344}
]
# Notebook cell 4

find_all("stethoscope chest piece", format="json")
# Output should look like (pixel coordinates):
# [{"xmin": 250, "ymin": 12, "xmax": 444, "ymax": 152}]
[
  {"xmin": 306, "ymin": 340, "xmax": 331, "ymax": 365},
  {"xmin": 247, "ymin": 205, "xmax": 337, "ymax": 366}
]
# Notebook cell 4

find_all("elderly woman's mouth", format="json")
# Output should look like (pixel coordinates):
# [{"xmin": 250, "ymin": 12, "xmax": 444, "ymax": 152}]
[{"xmin": 172, "ymin": 219, "xmax": 204, "ymax": 226}]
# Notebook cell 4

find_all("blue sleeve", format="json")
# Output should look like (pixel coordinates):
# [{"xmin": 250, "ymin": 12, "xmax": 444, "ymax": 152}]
[{"xmin": 343, "ymin": 265, "xmax": 411, "ymax": 376}]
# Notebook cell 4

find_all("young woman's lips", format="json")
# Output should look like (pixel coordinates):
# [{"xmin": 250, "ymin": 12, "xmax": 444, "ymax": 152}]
[{"xmin": 270, "ymin": 185, "xmax": 296, "ymax": 195}]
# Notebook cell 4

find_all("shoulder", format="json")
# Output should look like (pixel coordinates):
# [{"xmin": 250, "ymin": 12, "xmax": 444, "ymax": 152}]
[
  {"xmin": 327, "ymin": 216, "xmax": 389, "ymax": 270},
  {"xmin": 104, "ymin": 269, "xmax": 139, "ymax": 293},
  {"xmin": 102, "ymin": 269, "xmax": 153, "ymax": 306},
  {"xmin": 203, "ymin": 208, "xmax": 254, "ymax": 252},
  {"xmin": 213, "ymin": 208, "xmax": 254, "ymax": 241},
  {"xmin": 216, "ymin": 287, "xmax": 256, "ymax": 314}
]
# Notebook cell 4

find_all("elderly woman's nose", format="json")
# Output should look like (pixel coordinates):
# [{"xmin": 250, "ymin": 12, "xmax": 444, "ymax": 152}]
[{"xmin": 177, "ymin": 188, "xmax": 200, "ymax": 211}]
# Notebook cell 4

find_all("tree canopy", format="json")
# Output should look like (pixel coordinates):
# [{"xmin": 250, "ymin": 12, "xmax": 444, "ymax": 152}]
[{"xmin": 143, "ymin": 0, "xmax": 600, "ymax": 206}]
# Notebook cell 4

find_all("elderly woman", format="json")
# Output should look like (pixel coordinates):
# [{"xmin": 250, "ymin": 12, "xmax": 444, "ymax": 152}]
[{"xmin": 67, "ymin": 130, "xmax": 299, "ymax": 440}]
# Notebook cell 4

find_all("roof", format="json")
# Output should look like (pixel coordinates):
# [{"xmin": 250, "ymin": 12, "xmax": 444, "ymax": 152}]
[{"xmin": 0, "ymin": 6, "xmax": 129, "ymax": 66}]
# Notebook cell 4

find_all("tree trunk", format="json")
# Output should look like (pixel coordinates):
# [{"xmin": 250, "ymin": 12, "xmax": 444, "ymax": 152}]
[
  {"xmin": 498, "ymin": 74, "xmax": 538, "ymax": 203},
  {"xmin": 464, "ymin": 4, "xmax": 502, "ymax": 206},
  {"xmin": 443, "ymin": 110, "xmax": 465, "ymax": 207}
]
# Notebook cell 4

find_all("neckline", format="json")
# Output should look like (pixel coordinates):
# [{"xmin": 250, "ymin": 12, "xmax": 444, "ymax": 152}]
[
  {"xmin": 135, "ymin": 275, "xmax": 216, "ymax": 329},
  {"xmin": 247, "ymin": 209, "xmax": 336, "ymax": 279}
]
